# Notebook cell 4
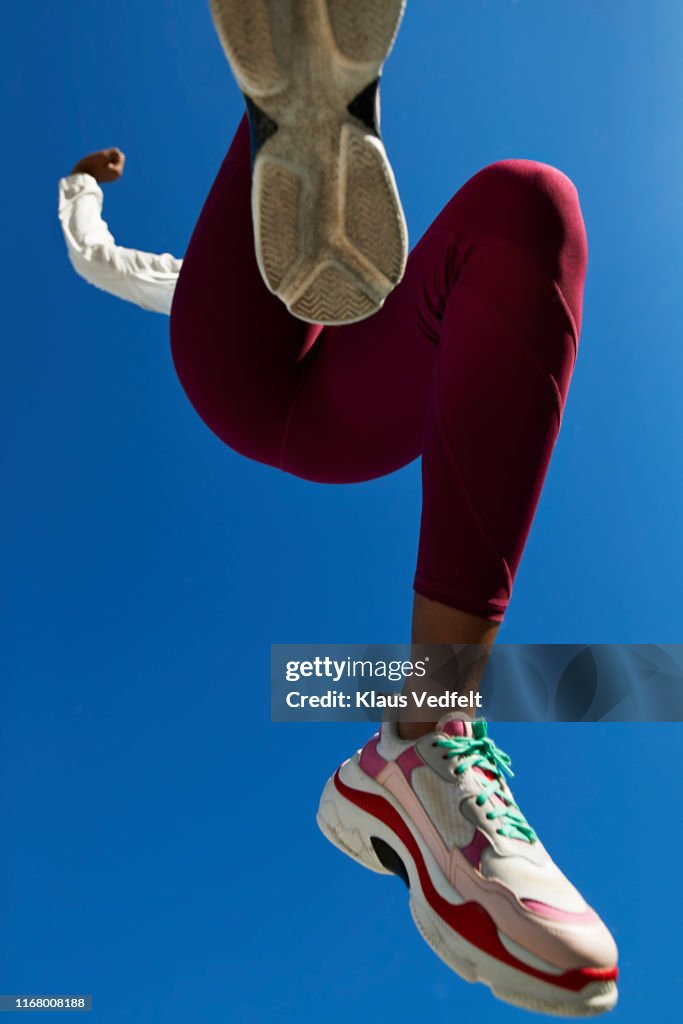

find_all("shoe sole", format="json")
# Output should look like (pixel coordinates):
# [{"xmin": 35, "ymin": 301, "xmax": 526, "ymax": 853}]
[
  {"xmin": 209, "ymin": 0, "xmax": 408, "ymax": 325},
  {"xmin": 318, "ymin": 759, "xmax": 618, "ymax": 1017}
]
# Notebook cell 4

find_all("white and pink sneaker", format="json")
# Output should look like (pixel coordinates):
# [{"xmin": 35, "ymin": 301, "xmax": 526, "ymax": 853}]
[{"xmin": 318, "ymin": 715, "xmax": 618, "ymax": 1016}]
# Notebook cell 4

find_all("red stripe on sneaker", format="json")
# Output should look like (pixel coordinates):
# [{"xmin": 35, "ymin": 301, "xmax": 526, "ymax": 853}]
[{"xmin": 334, "ymin": 770, "xmax": 618, "ymax": 992}]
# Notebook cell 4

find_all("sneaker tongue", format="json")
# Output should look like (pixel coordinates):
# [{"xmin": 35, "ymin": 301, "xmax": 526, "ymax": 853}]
[{"xmin": 436, "ymin": 712, "xmax": 487, "ymax": 739}]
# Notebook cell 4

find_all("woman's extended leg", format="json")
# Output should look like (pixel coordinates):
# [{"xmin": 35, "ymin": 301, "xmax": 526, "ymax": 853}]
[{"xmin": 171, "ymin": 117, "xmax": 587, "ymax": 630}]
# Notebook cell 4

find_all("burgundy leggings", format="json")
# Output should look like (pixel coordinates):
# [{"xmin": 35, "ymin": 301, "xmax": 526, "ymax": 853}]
[{"xmin": 170, "ymin": 118, "xmax": 587, "ymax": 621}]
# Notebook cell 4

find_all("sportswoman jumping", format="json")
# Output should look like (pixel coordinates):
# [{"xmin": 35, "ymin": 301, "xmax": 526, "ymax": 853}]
[{"xmin": 58, "ymin": 1, "xmax": 618, "ymax": 1014}]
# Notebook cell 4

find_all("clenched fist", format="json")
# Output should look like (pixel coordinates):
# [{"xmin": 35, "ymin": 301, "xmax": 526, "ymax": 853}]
[{"xmin": 71, "ymin": 147, "xmax": 126, "ymax": 183}]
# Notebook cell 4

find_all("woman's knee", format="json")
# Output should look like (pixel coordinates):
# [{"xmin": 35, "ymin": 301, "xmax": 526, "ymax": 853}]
[{"xmin": 459, "ymin": 159, "xmax": 588, "ymax": 279}]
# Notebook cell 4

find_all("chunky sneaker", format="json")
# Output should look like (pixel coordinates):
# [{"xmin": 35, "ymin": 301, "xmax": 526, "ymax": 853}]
[
  {"xmin": 209, "ymin": 0, "xmax": 408, "ymax": 325},
  {"xmin": 318, "ymin": 715, "xmax": 618, "ymax": 1016}
]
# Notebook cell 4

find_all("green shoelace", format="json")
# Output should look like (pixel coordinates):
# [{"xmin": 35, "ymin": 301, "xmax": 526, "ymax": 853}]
[{"xmin": 436, "ymin": 721, "xmax": 537, "ymax": 843}]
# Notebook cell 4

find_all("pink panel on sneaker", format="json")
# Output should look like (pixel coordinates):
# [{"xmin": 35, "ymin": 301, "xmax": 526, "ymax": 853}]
[
  {"xmin": 379, "ymin": 764, "xmax": 450, "ymax": 874},
  {"xmin": 396, "ymin": 746, "xmax": 424, "ymax": 781},
  {"xmin": 359, "ymin": 736, "xmax": 387, "ymax": 779},
  {"xmin": 436, "ymin": 713, "xmax": 478, "ymax": 737},
  {"xmin": 439, "ymin": 719, "xmax": 468, "ymax": 737},
  {"xmin": 522, "ymin": 899, "xmax": 599, "ymax": 924},
  {"xmin": 460, "ymin": 828, "xmax": 491, "ymax": 869}
]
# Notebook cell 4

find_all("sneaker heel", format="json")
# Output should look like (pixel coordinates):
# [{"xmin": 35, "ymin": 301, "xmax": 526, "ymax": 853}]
[{"xmin": 317, "ymin": 775, "xmax": 391, "ymax": 875}]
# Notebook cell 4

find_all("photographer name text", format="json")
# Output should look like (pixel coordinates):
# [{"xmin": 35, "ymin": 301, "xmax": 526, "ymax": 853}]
[{"xmin": 285, "ymin": 690, "xmax": 483, "ymax": 709}]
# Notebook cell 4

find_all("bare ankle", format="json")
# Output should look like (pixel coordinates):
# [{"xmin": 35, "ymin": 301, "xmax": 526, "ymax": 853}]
[{"xmin": 398, "ymin": 720, "xmax": 437, "ymax": 742}]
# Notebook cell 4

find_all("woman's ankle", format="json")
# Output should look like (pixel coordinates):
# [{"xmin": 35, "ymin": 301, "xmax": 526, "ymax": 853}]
[{"xmin": 397, "ymin": 720, "xmax": 438, "ymax": 741}]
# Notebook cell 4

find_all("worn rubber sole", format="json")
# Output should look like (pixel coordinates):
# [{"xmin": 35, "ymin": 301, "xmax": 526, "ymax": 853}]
[
  {"xmin": 317, "ymin": 758, "xmax": 619, "ymax": 1017},
  {"xmin": 209, "ymin": 0, "xmax": 408, "ymax": 325}
]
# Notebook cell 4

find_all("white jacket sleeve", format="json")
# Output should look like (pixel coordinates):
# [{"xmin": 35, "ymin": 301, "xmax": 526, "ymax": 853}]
[{"xmin": 58, "ymin": 173, "xmax": 182, "ymax": 316}]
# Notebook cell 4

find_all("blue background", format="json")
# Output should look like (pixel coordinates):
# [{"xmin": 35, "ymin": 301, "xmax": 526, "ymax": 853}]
[{"xmin": 2, "ymin": 0, "xmax": 681, "ymax": 1020}]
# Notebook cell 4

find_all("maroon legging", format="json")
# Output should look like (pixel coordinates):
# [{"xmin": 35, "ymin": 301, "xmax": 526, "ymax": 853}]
[{"xmin": 170, "ymin": 118, "xmax": 587, "ymax": 621}]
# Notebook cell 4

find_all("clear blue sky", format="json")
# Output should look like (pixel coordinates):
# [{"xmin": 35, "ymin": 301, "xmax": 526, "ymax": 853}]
[{"xmin": 2, "ymin": 1, "xmax": 682, "ymax": 1020}]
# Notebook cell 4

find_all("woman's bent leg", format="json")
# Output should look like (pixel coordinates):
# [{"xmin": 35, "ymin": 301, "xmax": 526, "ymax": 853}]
[
  {"xmin": 172, "ymin": 121, "xmax": 587, "ymax": 625},
  {"xmin": 170, "ymin": 116, "xmax": 436, "ymax": 482}
]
